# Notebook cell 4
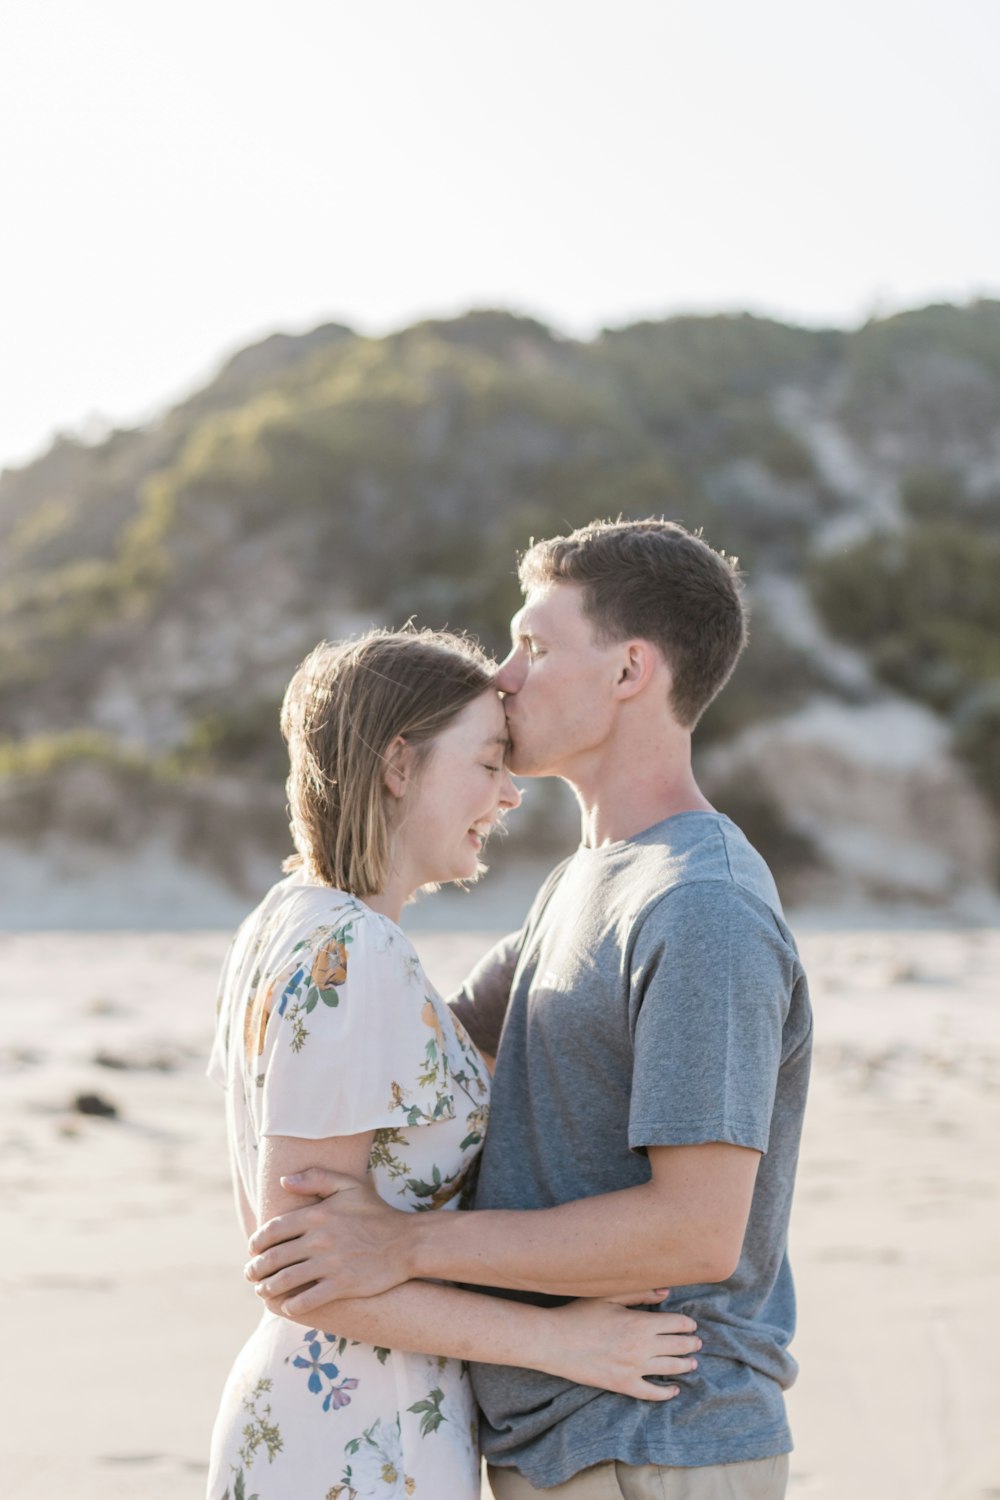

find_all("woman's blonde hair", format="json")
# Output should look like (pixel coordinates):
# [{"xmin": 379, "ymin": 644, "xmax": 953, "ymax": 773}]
[{"xmin": 280, "ymin": 627, "xmax": 494, "ymax": 895}]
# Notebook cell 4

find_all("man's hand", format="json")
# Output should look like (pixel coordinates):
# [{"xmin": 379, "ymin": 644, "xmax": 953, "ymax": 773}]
[{"xmin": 245, "ymin": 1167, "xmax": 414, "ymax": 1310}]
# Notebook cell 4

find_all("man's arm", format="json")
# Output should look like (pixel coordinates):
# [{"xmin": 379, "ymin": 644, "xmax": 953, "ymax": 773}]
[
  {"xmin": 249, "ymin": 884, "xmax": 782, "ymax": 1309},
  {"xmin": 250, "ymin": 1122, "xmax": 701, "ymax": 1397},
  {"xmin": 411, "ymin": 1140, "xmax": 760, "ymax": 1297},
  {"xmin": 447, "ymin": 929, "xmax": 520, "ymax": 1058},
  {"xmin": 247, "ymin": 1140, "xmax": 759, "ymax": 1309}
]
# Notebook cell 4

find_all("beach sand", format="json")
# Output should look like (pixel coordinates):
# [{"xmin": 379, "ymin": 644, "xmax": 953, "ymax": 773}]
[{"xmin": 1, "ymin": 927, "xmax": 998, "ymax": 1499}]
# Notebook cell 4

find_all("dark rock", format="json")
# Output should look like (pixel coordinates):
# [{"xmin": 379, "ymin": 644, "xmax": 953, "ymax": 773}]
[{"xmin": 73, "ymin": 1092, "xmax": 119, "ymax": 1119}]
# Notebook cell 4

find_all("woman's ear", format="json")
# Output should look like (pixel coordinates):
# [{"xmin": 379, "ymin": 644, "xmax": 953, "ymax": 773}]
[{"xmin": 383, "ymin": 735, "xmax": 412, "ymax": 799}]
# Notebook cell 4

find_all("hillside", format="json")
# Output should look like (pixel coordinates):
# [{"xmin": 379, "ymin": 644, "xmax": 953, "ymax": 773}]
[{"xmin": 2, "ymin": 302, "xmax": 998, "ymax": 924}]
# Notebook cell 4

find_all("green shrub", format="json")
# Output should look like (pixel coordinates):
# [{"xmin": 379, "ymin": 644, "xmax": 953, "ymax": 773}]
[{"xmin": 811, "ymin": 522, "xmax": 1000, "ymax": 708}]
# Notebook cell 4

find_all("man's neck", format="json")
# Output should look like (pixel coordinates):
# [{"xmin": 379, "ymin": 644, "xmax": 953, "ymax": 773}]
[{"xmin": 567, "ymin": 728, "xmax": 714, "ymax": 847}]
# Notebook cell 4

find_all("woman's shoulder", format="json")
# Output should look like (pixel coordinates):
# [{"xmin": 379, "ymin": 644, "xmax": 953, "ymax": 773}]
[{"xmin": 247, "ymin": 879, "xmax": 426, "ymax": 1000}]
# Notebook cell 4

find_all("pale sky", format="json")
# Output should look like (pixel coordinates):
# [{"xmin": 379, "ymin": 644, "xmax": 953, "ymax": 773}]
[{"xmin": 2, "ymin": 0, "xmax": 997, "ymax": 471}]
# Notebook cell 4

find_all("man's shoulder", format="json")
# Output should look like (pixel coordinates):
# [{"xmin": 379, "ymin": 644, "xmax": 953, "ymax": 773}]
[
  {"xmin": 622, "ymin": 816, "xmax": 803, "ymax": 969},
  {"xmin": 629, "ymin": 813, "xmax": 782, "ymax": 912},
  {"xmin": 524, "ymin": 815, "xmax": 794, "ymax": 962}
]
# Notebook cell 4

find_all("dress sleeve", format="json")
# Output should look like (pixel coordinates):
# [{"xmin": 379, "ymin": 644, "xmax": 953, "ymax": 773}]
[
  {"xmin": 259, "ymin": 912, "xmax": 457, "ymax": 1140},
  {"xmin": 207, "ymin": 924, "xmax": 250, "ymax": 1089}
]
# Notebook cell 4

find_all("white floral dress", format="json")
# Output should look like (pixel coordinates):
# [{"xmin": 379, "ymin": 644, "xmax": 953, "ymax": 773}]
[{"xmin": 206, "ymin": 873, "xmax": 490, "ymax": 1500}]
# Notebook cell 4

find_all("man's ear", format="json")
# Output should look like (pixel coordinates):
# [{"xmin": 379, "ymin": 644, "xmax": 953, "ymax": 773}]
[
  {"xmin": 614, "ymin": 640, "xmax": 662, "ymax": 700},
  {"xmin": 382, "ymin": 735, "xmax": 413, "ymax": 799}
]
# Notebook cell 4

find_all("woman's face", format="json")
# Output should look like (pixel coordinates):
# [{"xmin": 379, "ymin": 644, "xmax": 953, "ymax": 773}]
[{"xmin": 395, "ymin": 690, "xmax": 521, "ymax": 889}]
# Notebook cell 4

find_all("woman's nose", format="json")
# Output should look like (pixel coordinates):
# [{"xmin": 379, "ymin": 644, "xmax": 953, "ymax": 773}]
[{"xmin": 498, "ymin": 769, "xmax": 522, "ymax": 811}]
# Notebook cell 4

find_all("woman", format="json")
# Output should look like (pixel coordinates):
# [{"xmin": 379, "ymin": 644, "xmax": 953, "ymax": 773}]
[{"xmin": 207, "ymin": 629, "xmax": 699, "ymax": 1500}]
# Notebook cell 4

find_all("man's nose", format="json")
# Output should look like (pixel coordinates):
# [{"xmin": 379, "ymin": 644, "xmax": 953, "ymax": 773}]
[
  {"xmin": 498, "ymin": 770, "xmax": 522, "ymax": 811},
  {"xmin": 494, "ymin": 649, "xmax": 525, "ymax": 694}
]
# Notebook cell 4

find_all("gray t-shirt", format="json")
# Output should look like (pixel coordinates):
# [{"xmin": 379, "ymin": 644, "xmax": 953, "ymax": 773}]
[{"xmin": 449, "ymin": 811, "xmax": 812, "ymax": 1486}]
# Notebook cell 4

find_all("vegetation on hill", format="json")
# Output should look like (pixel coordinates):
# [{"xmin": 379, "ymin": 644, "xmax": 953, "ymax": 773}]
[
  {"xmin": 2, "ymin": 300, "xmax": 998, "ymax": 892},
  {"xmin": 811, "ymin": 520, "xmax": 1000, "ymax": 811}
]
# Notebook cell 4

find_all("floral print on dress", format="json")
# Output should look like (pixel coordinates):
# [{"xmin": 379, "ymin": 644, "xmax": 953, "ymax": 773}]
[
  {"xmin": 287, "ymin": 1330, "xmax": 360, "ymax": 1412},
  {"xmin": 206, "ymin": 874, "xmax": 486, "ymax": 1500},
  {"xmin": 336, "ymin": 1414, "xmax": 415, "ymax": 1498}
]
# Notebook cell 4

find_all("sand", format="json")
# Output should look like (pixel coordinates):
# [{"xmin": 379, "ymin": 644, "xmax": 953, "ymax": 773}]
[{"xmin": 1, "ymin": 926, "xmax": 998, "ymax": 1499}]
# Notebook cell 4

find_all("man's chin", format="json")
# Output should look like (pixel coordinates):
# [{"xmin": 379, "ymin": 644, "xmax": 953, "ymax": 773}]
[
  {"xmin": 506, "ymin": 733, "xmax": 555, "ymax": 778},
  {"xmin": 507, "ymin": 753, "xmax": 548, "ymax": 779}
]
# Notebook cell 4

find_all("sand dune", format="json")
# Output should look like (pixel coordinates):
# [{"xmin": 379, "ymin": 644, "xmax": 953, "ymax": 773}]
[{"xmin": 1, "ymin": 927, "xmax": 997, "ymax": 1499}]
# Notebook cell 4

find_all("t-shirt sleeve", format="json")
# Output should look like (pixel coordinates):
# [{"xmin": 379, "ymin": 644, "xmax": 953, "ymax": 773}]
[
  {"xmin": 448, "ymin": 858, "xmax": 574, "ymax": 1055},
  {"xmin": 448, "ymin": 931, "xmax": 521, "ymax": 1056},
  {"xmin": 627, "ymin": 883, "xmax": 794, "ymax": 1155},
  {"xmin": 259, "ymin": 915, "xmax": 456, "ymax": 1140}
]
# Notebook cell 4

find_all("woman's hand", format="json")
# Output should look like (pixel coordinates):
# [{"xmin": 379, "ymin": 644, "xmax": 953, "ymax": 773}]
[{"xmin": 538, "ymin": 1290, "xmax": 701, "ymax": 1400}]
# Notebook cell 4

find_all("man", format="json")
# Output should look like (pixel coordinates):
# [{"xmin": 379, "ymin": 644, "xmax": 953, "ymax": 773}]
[{"xmin": 247, "ymin": 518, "xmax": 812, "ymax": 1499}]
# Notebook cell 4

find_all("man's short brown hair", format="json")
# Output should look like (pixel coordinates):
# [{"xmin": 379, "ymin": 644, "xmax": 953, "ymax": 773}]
[{"xmin": 518, "ymin": 518, "xmax": 747, "ymax": 726}]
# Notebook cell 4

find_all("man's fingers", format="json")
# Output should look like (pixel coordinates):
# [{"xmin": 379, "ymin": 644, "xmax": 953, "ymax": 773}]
[
  {"xmin": 253, "ymin": 1263, "xmax": 312, "ymax": 1299},
  {"xmin": 282, "ymin": 1279, "xmax": 338, "ymax": 1316},
  {"xmin": 248, "ymin": 1213, "xmax": 305, "ymax": 1257},
  {"xmin": 279, "ymin": 1167, "xmax": 362, "ymax": 1196},
  {"xmin": 247, "ymin": 1172, "xmax": 369, "ymax": 1256},
  {"xmin": 247, "ymin": 1204, "xmax": 331, "ymax": 1257},
  {"xmin": 244, "ymin": 1235, "xmax": 318, "ymax": 1282}
]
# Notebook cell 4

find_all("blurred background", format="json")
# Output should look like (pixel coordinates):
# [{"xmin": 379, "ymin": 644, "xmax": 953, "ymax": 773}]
[
  {"xmin": 2, "ymin": 0, "xmax": 999, "ymax": 929},
  {"xmin": 1, "ymin": 3, "xmax": 998, "ymax": 1497}
]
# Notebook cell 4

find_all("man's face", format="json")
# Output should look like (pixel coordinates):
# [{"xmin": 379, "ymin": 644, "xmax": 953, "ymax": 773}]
[{"xmin": 494, "ymin": 582, "xmax": 624, "ymax": 777}]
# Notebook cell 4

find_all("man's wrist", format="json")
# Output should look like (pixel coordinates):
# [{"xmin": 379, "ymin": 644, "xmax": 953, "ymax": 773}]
[{"xmin": 407, "ymin": 1207, "xmax": 440, "ymax": 1281}]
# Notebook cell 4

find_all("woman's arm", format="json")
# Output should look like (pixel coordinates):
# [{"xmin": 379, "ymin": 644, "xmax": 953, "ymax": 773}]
[
  {"xmin": 234, "ymin": 1173, "xmax": 256, "ymax": 1241},
  {"xmin": 255, "ymin": 1131, "xmax": 700, "ymax": 1400}
]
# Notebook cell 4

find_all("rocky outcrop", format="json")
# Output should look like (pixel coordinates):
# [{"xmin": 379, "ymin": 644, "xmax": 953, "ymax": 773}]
[
  {"xmin": 701, "ymin": 695, "xmax": 999, "ymax": 919},
  {"xmin": 1, "ymin": 302, "xmax": 998, "ymax": 923}
]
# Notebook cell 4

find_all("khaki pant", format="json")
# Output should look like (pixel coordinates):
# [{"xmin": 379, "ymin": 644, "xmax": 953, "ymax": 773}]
[{"xmin": 487, "ymin": 1453, "xmax": 788, "ymax": 1500}]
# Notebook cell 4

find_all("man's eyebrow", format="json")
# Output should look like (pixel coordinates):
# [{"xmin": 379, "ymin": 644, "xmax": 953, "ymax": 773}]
[{"xmin": 509, "ymin": 608, "xmax": 545, "ymax": 648}]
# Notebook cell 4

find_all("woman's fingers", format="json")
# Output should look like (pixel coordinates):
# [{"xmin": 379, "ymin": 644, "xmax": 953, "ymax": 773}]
[
  {"xmin": 649, "ymin": 1312, "xmax": 699, "ymax": 1336},
  {"xmin": 651, "ymin": 1350, "xmax": 700, "ymax": 1374},
  {"xmin": 654, "ymin": 1330, "xmax": 702, "ymax": 1355},
  {"xmin": 603, "ymin": 1288, "xmax": 672, "ymax": 1306},
  {"xmin": 627, "ymin": 1379, "xmax": 680, "ymax": 1402}
]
